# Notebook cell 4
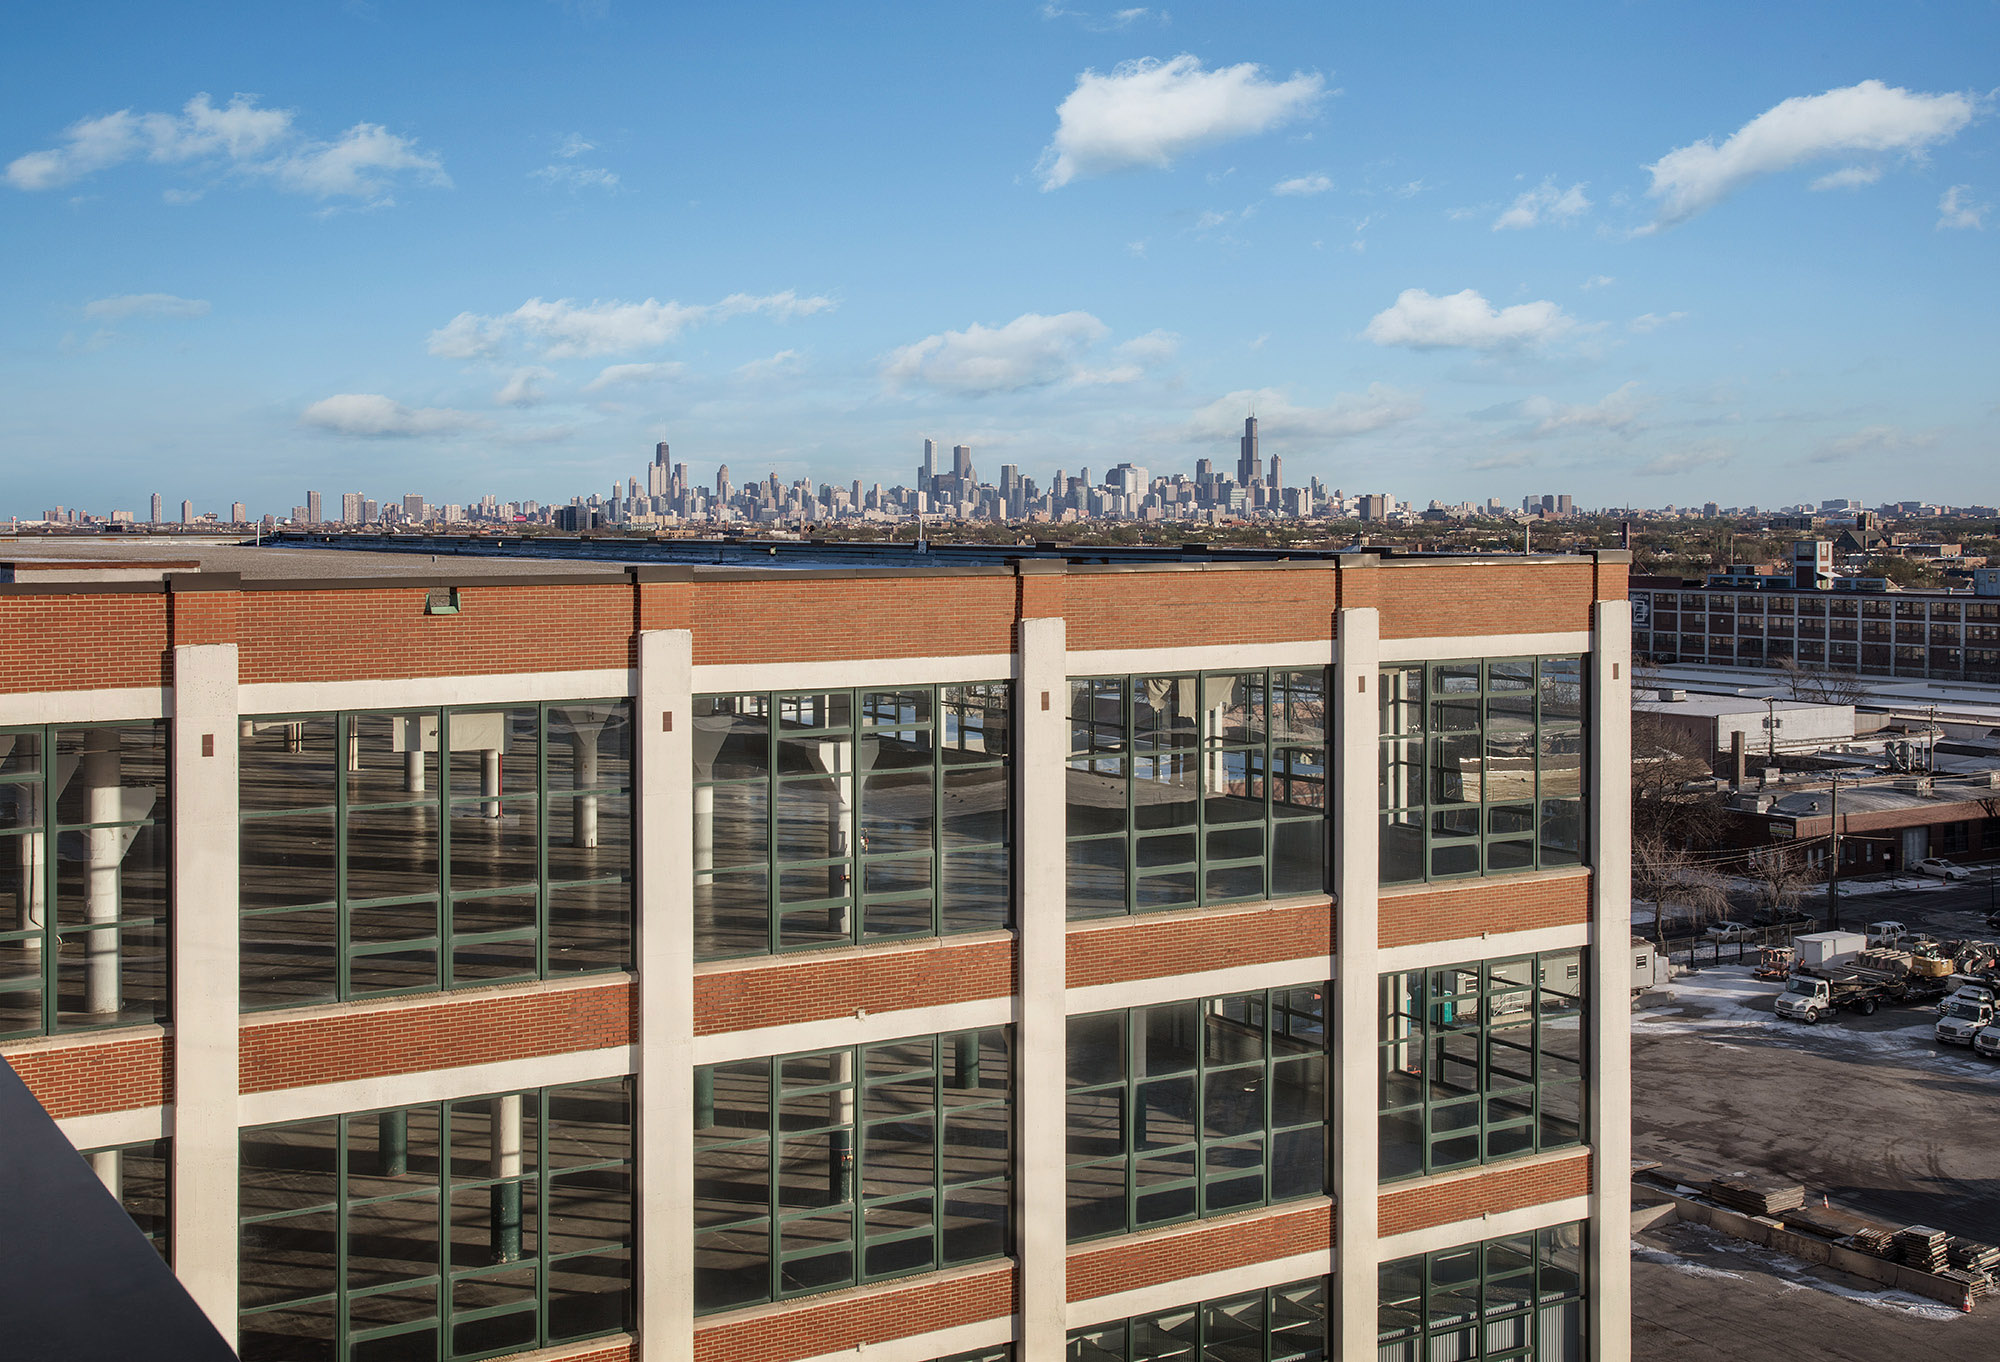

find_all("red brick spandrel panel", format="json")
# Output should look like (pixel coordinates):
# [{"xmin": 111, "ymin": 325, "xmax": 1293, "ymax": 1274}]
[
  {"xmin": 1378, "ymin": 873, "xmax": 1591, "ymax": 950},
  {"xmin": 1067, "ymin": 1201, "xmax": 1333, "ymax": 1302},
  {"xmin": 170, "ymin": 589, "xmax": 240, "ymax": 647},
  {"xmin": 1595, "ymin": 560, "xmax": 1629, "ymax": 603},
  {"xmin": 237, "ymin": 583, "xmax": 634, "ymax": 685},
  {"xmin": 1377, "ymin": 1152, "xmax": 1593, "ymax": 1239},
  {"xmin": 0, "ymin": 593, "xmax": 172, "ymax": 695},
  {"xmin": 1374, "ymin": 564, "xmax": 1595, "ymax": 639},
  {"xmin": 696, "ymin": 937, "xmax": 1014, "ymax": 1037},
  {"xmin": 691, "ymin": 576, "xmax": 1018, "ymax": 666},
  {"xmin": 1066, "ymin": 900, "xmax": 1333, "ymax": 991},
  {"xmin": 240, "ymin": 981, "xmax": 632, "ymax": 1095},
  {"xmin": 526, "ymin": 1341, "xmax": 632, "ymax": 1362},
  {"xmin": 1, "ymin": 1032, "xmax": 171, "ymax": 1118},
  {"xmin": 1064, "ymin": 569, "xmax": 1337, "ymax": 652},
  {"xmin": 694, "ymin": 1263, "xmax": 1013, "ymax": 1362}
]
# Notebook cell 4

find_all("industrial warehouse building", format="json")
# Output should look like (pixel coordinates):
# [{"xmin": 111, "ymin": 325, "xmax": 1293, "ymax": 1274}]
[{"xmin": 0, "ymin": 537, "xmax": 1632, "ymax": 1362}]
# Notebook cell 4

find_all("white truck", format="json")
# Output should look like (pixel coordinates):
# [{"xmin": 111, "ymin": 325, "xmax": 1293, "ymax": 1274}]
[
  {"xmin": 1937, "ymin": 995, "xmax": 1995, "ymax": 1045},
  {"xmin": 1775, "ymin": 973, "xmax": 1884, "ymax": 1023},
  {"xmin": 1974, "ymin": 1024, "xmax": 2000, "ymax": 1060}
]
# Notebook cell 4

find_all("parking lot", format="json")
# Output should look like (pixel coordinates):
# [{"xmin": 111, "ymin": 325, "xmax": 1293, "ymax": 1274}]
[{"xmin": 1632, "ymin": 876, "xmax": 2000, "ymax": 1358}]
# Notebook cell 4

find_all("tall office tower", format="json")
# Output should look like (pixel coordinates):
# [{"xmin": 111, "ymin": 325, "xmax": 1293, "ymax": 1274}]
[
  {"xmin": 231, "ymin": 502, "xmax": 248, "ymax": 524},
  {"xmin": 149, "ymin": 493, "xmax": 163, "ymax": 524},
  {"xmin": 1269, "ymin": 455, "xmax": 1283, "ymax": 494},
  {"xmin": 628, "ymin": 478, "xmax": 641, "ymax": 503},
  {"xmin": 341, "ymin": 493, "xmax": 365, "ymax": 525},
  {"xmin": 952, "ymin": 445, "xmax": 974, "ymax": 482},
  {"xmin": 1238, "ymin": 414, "xmax": 1261, "ymax": 487},
  {"xmin": 306, "ymin": 490, "xmax": 323, "ymax": 524},
  {"xmin": 656, "ymin": 441, "xmax": 671, "ymax": 468},
  {"xmin": 1541, "ymin": 495, "xmax": 1557, "ymax": 515},
  {"xmin": 1195, "ymin": 458, "xmax": 1213, "ymax": 483},
  {"xmin": 716, "ymin": 465, "xmax": 732, "ymax": 504},
  {"xmin": 363, "ymin": 500, "xmax": 379, "ymax": 524},
  {"xmin": 673, "ymin": 463, "xmax": 689, "ymax": 496},
  {"xmin": 1557, "ymin": 494, "xmax": 1573, "ymax": 516},
  {"xmin": 920, "ymin": 438, "xmax": 938, "ymax": 493},
  {"xmin": 180, "ymin": 500, "xmax": 194, "ymax": 524},
  {"xmin": 403, "ymin": 495, "xmax": 424, "ymax": 520}
]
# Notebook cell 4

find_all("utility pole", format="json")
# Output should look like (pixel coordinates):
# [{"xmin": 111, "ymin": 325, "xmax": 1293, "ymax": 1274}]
[
  {"xmin": 1765, "ymin": 696, "xmax": 1779, "ymax": 770},
  {"xmin": 1825, "ymin": 771, "xmax": 1842, "ymax": 933}
]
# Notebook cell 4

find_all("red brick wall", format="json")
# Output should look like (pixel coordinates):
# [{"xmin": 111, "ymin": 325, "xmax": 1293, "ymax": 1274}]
[
  {"xmin": 1064, "ymin": 569, "xmax": 1338, "ymax": 652},
  {"xmin": 693, "ymin": 1264, "xmax": 1013, "ymax": 1362},
  {"xmin": 1067, "ymin": 1201, "xmax": 1333, "ymax": 1302},
  {"xmin": 695, "ymin": 938, "xmax": 1013, "ymax": 1037},
  {"xmin": 1595, "ymin": 561, "xmax": 1629, "ymax": 604},
  {"xmin": 1, "ymin": 1033, "xmax": 171, "ymax": 1118},
  {"xmin": 691, "ymin": 576, "xmax": 1018, "ymax": 665},
  {"xmin": 1377, "ymin": 1152, "xmax": 1592, "ymax": 1238},
  {"xmin": 170, "ymin": 588, "xmax": 240, "ymax": 647},
  {"xmin": 1363, "ymin": 564, "xmax": 1597, "ymax": 639},
  {"xmin": 1066, "ymin": 900, "xmax": 1333, "ymax": 990},
  {"xmin": 1378, "ymin": 873, "xmax": 1591, "ymax": 949},
  {"xmin": 239, "ymin": 981, "xmax": 632, "ymax": 1094},
  {"xmin": 0, "ymin": 593, "xmax": 171, "ymax": 694}
]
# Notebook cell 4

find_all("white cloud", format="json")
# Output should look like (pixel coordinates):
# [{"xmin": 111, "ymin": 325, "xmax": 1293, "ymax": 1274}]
[
  {"xmin": 583, "ymin": 361, "xmax": 687, "ymax": 392},
  {"xmin": 495, "ymin": 366, "xmax": 554, "ymax": 406},
  {"xmin": 1635, "ymin": 443, "xmax": 1733, "ymax": 477},
  {"xmin": 1272, "ymin": 172, "xmax": 1333, "ymax": 197},
  {"xmin": 532, "ymin": 163, "xmax": 619, "ymax": 191},
  {"xmin": 429, "ymin": 290, "xmax": 833, "ymax": 360},
  {"xmin": 1040, "ymin": 4, "xmax": 1163, "ymax": 31},
  {"xmin": 1581, "ymin": 274, "xmax": 1616, "ymax": 291},
  {"xmin": 1939, "ymin": 184, "xmax": 1987, "ymax": 230},
  {"xmin": 1813, "ymin": 424, "xmax": 1939, "ymax": 462},
  {"xmin": 301, "ymin": 393, "xmax": 481, "ymax": 437},
  {"xmin": 1642, "ymin": 80, "xmax": 1974, "ymax": 229},
  {"xmin": 556, "ymin": 133, "xmax": 595, "ymax": 158},
  {"xmin": 735, "ymin": 349, "xmax": 803, "ymax": 380},
  {"xmin": 1037, "ymin": 55, "xmax": 1325, "ymax": 190},
  {"xmin": 5, "ymin": 93, "xmax": 444, "ymax": 202},
  {"xmin": 82, "ymin": 292, "xmax": 210, "ymax": 320},
  {"xmin": 1810, "ymin": 165, "xmax": 1882, "ymax": 191},
  {"xmin": 884, "ymin": 312, "xmax": 1129, "ymax": 394},
  {"xmin": 1363, "ymin": 288, "xmax": 1579, "ymax": 351},
  {"xmin": 1116, "ymin": 329, "xmax": 1180, "ymax": 364},
  {"xmin": 1492, "ymin": 178, "xmax": 1591, "ymax": 230},
  {"xmin": 1518, "ymin": 381, "xmax": 1648, "ymax": 437},
  {"xmin": 1628, "ymin": 311, "xmax": 1688, "ymax": 333},
  {"xmin": 1186, "ymin": 384, "xmax": 1423, "ymax": 444}
]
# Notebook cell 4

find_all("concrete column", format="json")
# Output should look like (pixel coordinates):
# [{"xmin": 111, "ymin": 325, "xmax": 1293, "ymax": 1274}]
[
  {"xmin": 1015, "ymin": 615, "xmax": 1068, "ymax": 1355},
  {"xmin": 481, "ymin": 748, "xmax": 503, "ymax": 818},
  {"xmin": 691, "ymin": 785, "xmax": 714, "ymax": 884},
  {"xmin": 1331, "ymin": 607, "xmax": 1381, "ymax": 1362},
  {"xmin": 489, "ymin": 1094, "xmax": 525, "ymax": 1262},
  {"xmin": 170, "ymin": 642, "xmax": 241, "ymax": 1339},
  {"xmin": 1588, "ymin": 601, "xmax": 1633, "ymax": 1362},
  {"xmin": 83, "ymin": 730, "xmax": 122, "ymax": 1014},
  {"xmin": 573, "ymin": 723, "xmax": 602, "ymax": 849},
  {"xmin": 91, "ymin": 1147, "xmax": 124, "ymax": 1202},
  {"xmin": 636, "ymin": 629, "xmax": 694, "ymax": 1362},
  {"xmin": 16, "ymin": 777, "xmax": 45, "ymax": 953}
]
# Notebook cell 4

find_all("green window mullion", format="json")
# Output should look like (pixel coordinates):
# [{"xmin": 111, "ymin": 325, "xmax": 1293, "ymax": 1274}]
[
  {"xmin": 535, "ymin": 704, "xmax": 551, "ymax": 982},
  {"xmin": 764, "ymin": 704, "xmax": 781, "ymax": 956},
  {"xmin": 437, "ymin": 708, "xmax": 456, "ymax": 998},
  {"xmin": 335, "ymin": 714, "xmax": 352, "ymax": 1003},
  {"xmin": 930, "ymin": 693, "xmax": 944, "ymax": 937}
]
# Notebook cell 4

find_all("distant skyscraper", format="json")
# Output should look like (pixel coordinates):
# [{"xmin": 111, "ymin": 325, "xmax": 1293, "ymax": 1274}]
[
  {"xmin": 1237, "ymin": 415, "xmax": 1260, "ymax": 487},
  {"xmin": 306, "ymin": 490, "xmax": 323, "ymax": 524},
  {"xmin": 341, "ymin": 493, "xmax": 365, "ymax": 525},
  {"xmin": 716, "ymin": 465, "xmax": 732, "ymax": 503},
  {"xmin": 920, "ymin": 438, "xmax": 937, "ymax": 492},
  {"xmin": 1269, "ymin": 455, "xmax": 1283, "ymax": 493},
  {"xmin": 149, "ymin": 492, "xmax": 162, "ymax": 524},
  {"xmin": 180, "ymin": 499, "xmax": 195, "ymax": 524},
  {"xmin": 403, "ymin": 494, "xmax": 424, "ymax": 520},
  {"xmin": 952, "ymin": 444, "xmax": 973, "ymax": 482},
  {"xmin": 231, "ymin": 502, "xmax": 248, "ymax": 524}
]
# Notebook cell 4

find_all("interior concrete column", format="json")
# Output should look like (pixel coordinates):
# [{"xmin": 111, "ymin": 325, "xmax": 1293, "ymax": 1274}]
[
  {"xmin": 1589, "ymin": 600, "xmax": 1633, "ymax": 1362},
  {"xmin": 1015, "ymin": 614, "xmax": 1068, "ymax": 1355},
  {"xmin": 170, "ymin": 642, "xmax": 241, "ymax": 1340},
  {"xmin": 1331, "ymin": 607, "xmax": 1381, "ymax": 1362},
  {"xmin": 635, "ymin": 629, "xmax": 694, "ymax": 1362},
  {"xmin": 83, "ymin": 729, "xmax": 123, "ymax": 1014}
]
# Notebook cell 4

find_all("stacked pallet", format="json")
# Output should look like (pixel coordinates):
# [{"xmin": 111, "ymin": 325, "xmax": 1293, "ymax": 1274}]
[
  {"xmin": 1896, "ymin": 1226, "xmax": 1949, "ymax": 1271},
  {"xmin": 1850, "ymin": 1228, "xmax": 1896, "ymax": 1258},
  {"xmin": 1707, "ymin": 1175, "xmax": 1806, "ymax": 1217},
  {"xmin": 1947, "ymin": 1239, "xmax": 2000, "ymax": 1274},
  {"xmin": 1938, "ymin": 1267, "xmax": 1992, "ymax": 1301}
]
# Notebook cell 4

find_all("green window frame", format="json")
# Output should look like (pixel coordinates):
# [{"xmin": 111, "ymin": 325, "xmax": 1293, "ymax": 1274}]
[
  {"xmin": 238, "ymin": 701, "xmax": 633, "ymax": 1010},
  {"xmin": 692, "ymin": 1027, "xmax": 1012, "ymax": 1313},
  {"xmin": 692, "ymin": 684, "xmax": 1012, "ymax": 961},
  {"xmin": 80, "ymin": 1136, "xmax": 171, "ymax": 1261},
  {"xmin": 1378, "ymin": 951, "xmax": 1586, "ymax": 1182},
  {"xmin": 1066, "ymin": 986, "xmax": 1328, "ymax": 1243},
  {"xmin": 1379, "ymin": 657, "xmax": 1585, "ymax": 885},
  {"xmin": 1, "ymin": 721, "xmax": 170, "ymax": 1040},
  {"xmin": 1067, "ymin": 1276, "xmax": 1327, "ymax": 1359},
  {"xmin": 1066, "ymin": 670, "xmax": 1327, "ymax": 919},
  {"xmin": 1378, "ymin": 1223, "xmax": 1587, "ymax": 1362},
  {"xmin": 237, "ymin": 1079, "xmax": 633, "ymax": 1362}
]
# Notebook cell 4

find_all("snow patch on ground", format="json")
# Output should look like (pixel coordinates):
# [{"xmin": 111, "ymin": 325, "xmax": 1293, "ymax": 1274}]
[{"xmin": 1635, "ymin": 1234, "xmax": 1965, "ymax": 1322}]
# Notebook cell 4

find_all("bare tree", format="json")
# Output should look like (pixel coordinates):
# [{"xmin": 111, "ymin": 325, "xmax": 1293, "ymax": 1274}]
[
  {"xmin": 1633, "ymin": 832, "xmax": 1733, "ymax": 952},
  {"xmin": 1742, "ymin": 841, "xmax": 1823, "ymax": 924},
  {"xmin": 1773, "ymin": 655, "xmax": 1870, "ymax": 706}
]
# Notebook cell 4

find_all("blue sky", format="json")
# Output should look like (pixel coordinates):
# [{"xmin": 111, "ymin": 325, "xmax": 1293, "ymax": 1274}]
[{"xmin": 3, "ymin": 1, "xmax": 1995, "ymax": 517}]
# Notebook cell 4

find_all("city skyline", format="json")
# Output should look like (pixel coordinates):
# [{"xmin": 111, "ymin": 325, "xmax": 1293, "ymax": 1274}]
[{"xmin": 4, "ymin": 4, "xmax": 1997, "ymax": 515}]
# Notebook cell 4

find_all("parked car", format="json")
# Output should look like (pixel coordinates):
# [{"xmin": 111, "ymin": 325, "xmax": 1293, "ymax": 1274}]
[
  {"xmin": 1705, "ymin": 922, "xmax": 1755, "ymax": 943},
  {"xmin": 1866, "ymin": 920, "xmax": 1908, "ymax": 948},
  {"xmin": 1914, "ymin": 858, "xmax": 1972, "ymax": 882}
]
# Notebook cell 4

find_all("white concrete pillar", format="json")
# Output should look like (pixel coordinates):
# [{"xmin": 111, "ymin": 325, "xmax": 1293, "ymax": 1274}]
[
  {"xmin": 573, "ymin": 724, "xmax": 602, "ymax": 849},
  {"xmin": 83, "ymin": 730, "xmax": 122, "ymax": 1014},
  {"xmin": 481, "ymin": 748, "xmax": 502, "ymax": 818},
  {"xmin": 1588, "ymin": 599, "xmax": 1633, "ymax": 1362},
  {"xmin": 636, "ymin": 630, "xmax": 694, "ymax": 1362},
  {"xmin": 170, "ymin": 642, "xmax": 241, "ymax": 1339},
  {"xmin": 91, "ymin": 1147, "xmax": 124, "ymax": 1202},
  {"xmin": 691, "ymin": 785, "xmax": 714, "ymax": 884},
  {"xmin": 1015, "ymin": 614, "xmax": 1068, "ymax": 1356},
  {"xmin": 17, "ymin": 776, "xmax": 45, "ymax": 952},
  {"xmin": 1331, "ymin": 607, "xmax": 1381, "ymax": 1362}
]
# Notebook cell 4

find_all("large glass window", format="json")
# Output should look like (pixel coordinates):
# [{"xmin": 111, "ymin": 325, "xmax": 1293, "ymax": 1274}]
[
  {"xmin": 693, "ymin": 685, "xmax": 1011, "ymax": 960},
  {"xmin": 693, "ymin": 1027, "xmax": 1012, "ymax": 1313},
  {"xmin": 81, "ymin": 1136, "xmax": 170, "ymax": 1260},
  {"xmin": 1067, "ymin": 987, "xmax": 1328, "ymax": 1243},
  {"xmin": 1379, "ymin": 1224, "xmax": 1586, "ymax": 1362},
  {"xmin": 1379, "ymin": 952, "xmax": 1585, "ymax": 1181},
  {"xmin": 1067, "ymin": 670, "xmax": 1326, "ymax": 919},
  {"xmin": 1379, "ymin": 659, "xmax": 1584, "ymax": 885},
  {"xmin": 237, "ymin": 1079, "xmax": 633, "ymax": 1361},
  {"xmin": 1069, "ymin": 1277, "xmax": 1327, "ymax": 1359},
  {"xmin": 1, "ymin": 722, "xmax": 169, "ymax": 1039},
  {"xmin": 238, "ymin": 703, "xmax": 632, "ymax": 1010}
]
